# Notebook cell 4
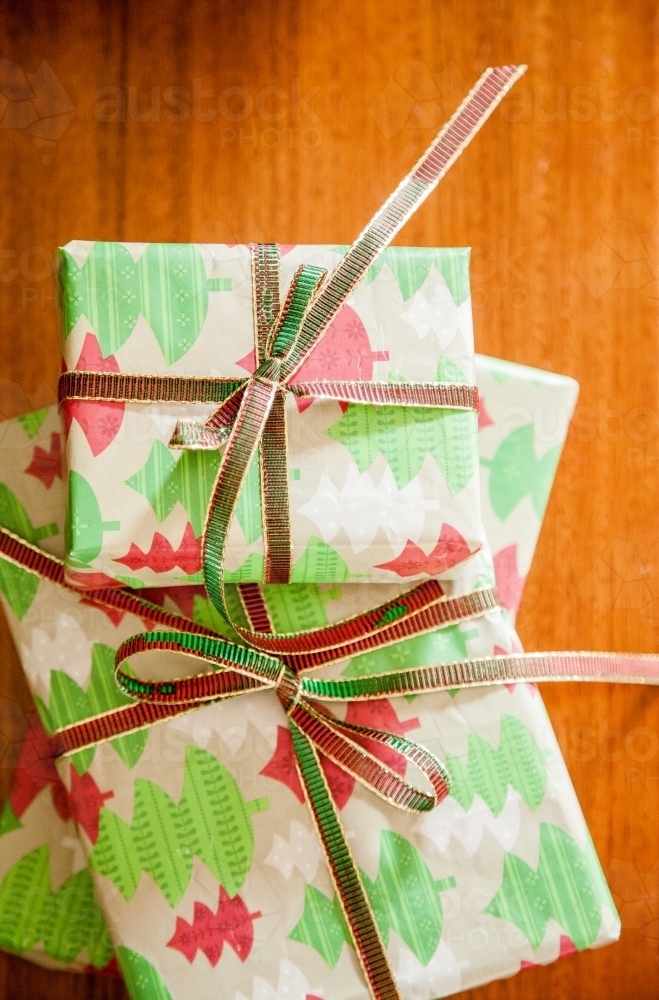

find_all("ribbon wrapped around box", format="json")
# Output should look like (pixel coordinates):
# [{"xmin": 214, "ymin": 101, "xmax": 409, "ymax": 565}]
[
  {"xmin": 58, "ymin": 67, "xmax": 528, "ymax": 615},
  {"xmin": 0, "ymin": 357, "xmax": 629, "ymax": 997}
]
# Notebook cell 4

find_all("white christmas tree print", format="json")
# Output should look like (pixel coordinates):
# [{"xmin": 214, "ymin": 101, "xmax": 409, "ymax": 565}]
[
  {"xmin": 20, "ymin": 613, "xmax": 93, "ymax": 703},
  {"xmin": 414, "ymin": 786, "xmax": 523, "ymax": 858},
  {"xmin": 400, "ymin": 281, "xmax": 459, "ymax": 348},
  {"xmin": 235, "ymin": 959, "xmax": 322, "ymax": 1000},
  {"xmin": 264, "ymin": 820, "xmax": 322, "ymax": 883},
  {"xmin": 396, "ymin": 940, "xmax": 468, "ymax": 1000},
  {"xmin": 298, "ymin": 466, "xmax": 436, "ymax": 554}
]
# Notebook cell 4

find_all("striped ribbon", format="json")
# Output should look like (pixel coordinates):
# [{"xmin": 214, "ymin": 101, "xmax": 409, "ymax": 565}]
[
  {"xmin": 59, "ymin": 65, "xmax": 526, "ymax": 647},
  {"xmin": 2, "ymin": 525, "xmax": 658, "ymax": 1000}
]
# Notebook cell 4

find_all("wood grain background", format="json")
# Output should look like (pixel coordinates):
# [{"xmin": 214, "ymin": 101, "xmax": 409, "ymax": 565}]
[{"xmin": 0, "ymin": 1, "xmax": 657, "ymax": 997}]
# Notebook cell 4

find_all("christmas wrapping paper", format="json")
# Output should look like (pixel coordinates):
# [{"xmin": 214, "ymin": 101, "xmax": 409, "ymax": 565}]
[
  {"xmin": 0, "ymin": 359, "xmax": 618, "ymax": 997},
  {"xmin": 59, "ymin": 243, "xmax": 485, "ymax": 589}
]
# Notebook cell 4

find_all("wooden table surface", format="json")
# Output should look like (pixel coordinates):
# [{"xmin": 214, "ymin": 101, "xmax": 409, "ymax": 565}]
[{"xmin": 0, "ymin": 1, "xmax": 657, "ymax": 997}]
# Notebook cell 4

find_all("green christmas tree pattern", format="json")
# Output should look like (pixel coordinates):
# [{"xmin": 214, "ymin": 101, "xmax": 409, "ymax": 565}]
[
  {"xmin": 117, "ymin": 946, "xmax": 174, "ymax": 1000},
  {"xmin": 263, "ymin": 582, "xmax": 342, "ymax": 633},
  {"xmin": 0, "ymin": 846, "xmax": 113, "ymax": 968},
  {"xmin": 480, "ymin": 423, "xmax": 561, "ymax": 521},
  {"xmin": 289, "ymin": 831, "xmax": 456, "ymax": 967},
  {"xmin": 290, "ymin": 536, "xmax": 351, "ymax": 583},
  {"xmin": 325, "ymin": 405, "xmax": 476, "ymax": 495},
  {"xmin": 0, "ymin": 801, "xmax": 22, "ymax": 837},
  {"xmin": 325, "ymin": 356, "xmax": 476, "ymax": 496},
  {"xmin": 66, "ymin": 471, "xmax": 120, "ymax": 567},
  {"xmin": 17, "ymin": 408, "xmax": 49, "ymax": 439},
  {"xmin": 343, "ymin": 621, "xmax": 476, "ymax": 679},
  {"xmin": 485, "ymin": 823, "xmax": 618, "ymax": 950},
  {"xmin": 34, "ymin": 643, "xmax": 148, "ymax": 775},
  {"xmin": 359, "ymin": 247, "xmax": 471, "ymax": 307},
  {"xmin": 124, "ymin": 440, "xmax": 221, "ymax": 540},
  {"xmin": 89, "ymin": 746, "xmax": 269, "ymax": 907},
  {"xmin": 210, "ymin": 536, "xmax": 350, "ymax": 586},
  {"xmin": 0, "ymin": 483, "xmax": 59, "ymax": 619},
  {"xmin": 59, "ymin": 242, "xmax": 232, "ymax": 364},
  {"xmin": 444, "ymin": 714, "xmax": 547, "ymax": 815}
]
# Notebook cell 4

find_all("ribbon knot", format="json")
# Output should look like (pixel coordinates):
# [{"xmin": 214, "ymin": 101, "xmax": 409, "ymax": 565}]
[
  {"xmin": 252, "ymin": 356, "xmax": 285, "ymax": 384},
  {"xmin": 275, "ymin": 661, "xmax": 303, "ymax": 715}
]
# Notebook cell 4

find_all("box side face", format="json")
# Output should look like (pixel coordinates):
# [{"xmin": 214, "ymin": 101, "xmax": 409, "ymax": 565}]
[{"xmin": 475, "ymin": 354, "xmax": 580, "ymax": 617}]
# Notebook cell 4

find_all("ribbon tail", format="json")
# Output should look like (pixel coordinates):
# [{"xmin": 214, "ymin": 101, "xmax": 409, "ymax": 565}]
[
  {"xmin": 280, "ymin": 65, "xmax": 526, "ymax": 382},
  {"xmin": 203, "ymin": 376, "xmax": 278, "ymax": 623},
  {"xmin": 169, "ymin": 383, "xmax": 248, "ymax": 450},
  {"xmin": 260, "ymin": 388, "xmax": 292, "ymax": 583},
  {"xmin": 290, "ymin": 723, "xmax": 402, "ymax": 1000}
]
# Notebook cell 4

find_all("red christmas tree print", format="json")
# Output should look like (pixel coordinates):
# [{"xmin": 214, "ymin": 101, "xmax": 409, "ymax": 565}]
[
  {"xmin": 115, "ymin": 523, "xmax": 202, "ymax": 576},
  {"xmin": 24, "ymin": 432, "xmax": 63, "ymax": 488},
  {"xmin": 520, "ymin": 934, "xmax": 577, "ymax": 971},
  {"xmin": 260, "ymin": 726, "xmax": 305, "ymax": 803},
  {"xmin": 65, "ymin": 568, "xmax": 124, "ymax": 592},
  {"xmin": 478, "ymin": 396, "xmax": 495, "ymax": 430},
  {"xmin": 375, "ymin": 524, "xmax": 477, "ymax": 578},
  {"xmin": 67, "ymin": 766, "xmax": 114, "ymax": 844},
  {"xmin": 10, "ymin": 712, "xmax": 70, "ymax": 822},
  {"xmin": 237, "ymin": 305, "xmax": 389, "ymax": 413},
  {"xmin": 492, "ymin": 544, "xmax": 526, "ymax": 614},
  {"xmin": 141, "ymin": 584, "xmax": 207, "ymax": 621},
  {"xmin": 167, "ymin": 887, "xmax": 261, "ymax": 966},
  {"xmin": 63, "ymin": 333, "xmax": 125, "ymax": 456},
  {"xmin": 260, "ymin": 702, "xmax": 420, "ymax": 810}
]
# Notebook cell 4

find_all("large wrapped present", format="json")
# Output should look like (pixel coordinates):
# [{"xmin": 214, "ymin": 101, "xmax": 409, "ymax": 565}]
[
  {"xmin": 0, "ymin": 357, "xmax": 622, "ymax": 997},
  {"xmin": 56, "ymin": 67, "xmax": 528, "ymax": 596}
]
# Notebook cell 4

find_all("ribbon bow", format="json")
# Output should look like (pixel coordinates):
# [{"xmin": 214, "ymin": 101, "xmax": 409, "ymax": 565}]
[{"xmin": 59, "ymin": 65, "xmax": 525, "ymax": 646}]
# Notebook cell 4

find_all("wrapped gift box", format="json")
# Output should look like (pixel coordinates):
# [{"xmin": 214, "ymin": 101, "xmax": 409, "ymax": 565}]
[
  {"xmin": 0, "ymin": 357, "xmax": 614, "ymax": 999},
  {"xmin": 59, "ymin": 243, "xmax": 485, "ymax": 590}
]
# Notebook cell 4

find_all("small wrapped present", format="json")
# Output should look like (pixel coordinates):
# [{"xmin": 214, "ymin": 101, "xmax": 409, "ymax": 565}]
[
  {"xmin": 59, "ymin": 242, "xmax": 484, "ymax": 590},
  {"xmin": 0, "ymin": 356, "xmax": 620, "ymax": 997}
]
